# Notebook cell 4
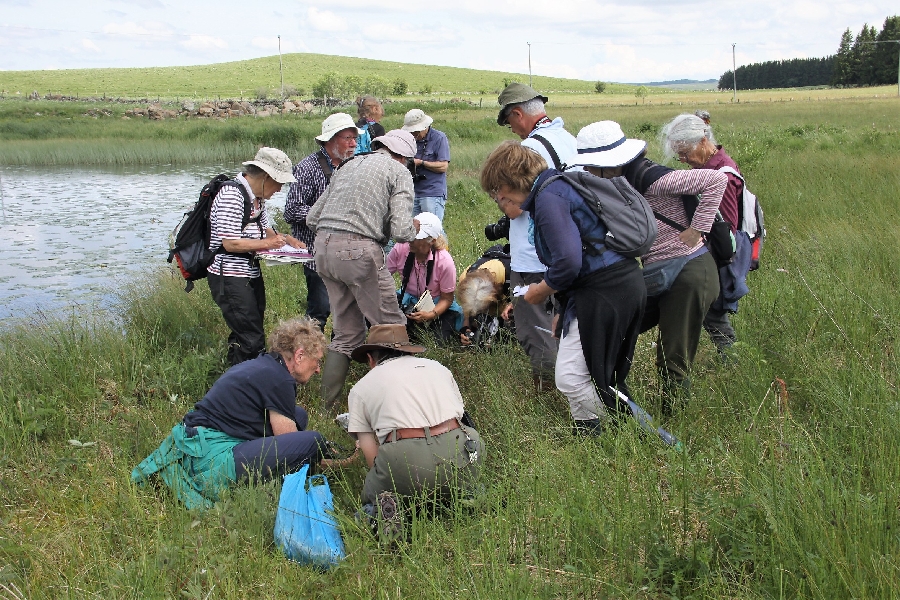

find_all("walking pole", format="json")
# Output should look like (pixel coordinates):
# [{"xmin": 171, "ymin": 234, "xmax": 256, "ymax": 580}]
[{"xmin": 610, "ymin": 387, "xmax": 683, "ymax": 450}]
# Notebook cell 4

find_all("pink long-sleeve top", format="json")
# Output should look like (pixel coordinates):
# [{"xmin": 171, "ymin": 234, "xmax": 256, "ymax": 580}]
[{"xmin": 642, "ymin": 168, "xmax": 728, "ymax": 265}]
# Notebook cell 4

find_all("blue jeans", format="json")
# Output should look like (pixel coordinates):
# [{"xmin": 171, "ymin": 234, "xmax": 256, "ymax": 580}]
[
  {"xmin": 304, "ymin": 264, "xmax": 330, "ymax": 331},
  {"xmin": 413, "ymin": 196, "xmax": 446, "ymax": 221}
]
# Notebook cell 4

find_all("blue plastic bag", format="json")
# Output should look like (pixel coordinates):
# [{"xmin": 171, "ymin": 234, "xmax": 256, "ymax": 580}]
[{"xmin": 274, "ymin": 465, "xmax": 346, "ymax": 569}]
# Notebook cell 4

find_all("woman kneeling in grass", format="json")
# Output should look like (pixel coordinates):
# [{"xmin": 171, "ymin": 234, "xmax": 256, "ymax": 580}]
[{"xmin": 480, "ymin": 141, "xmax": 646, "ymax": 435}]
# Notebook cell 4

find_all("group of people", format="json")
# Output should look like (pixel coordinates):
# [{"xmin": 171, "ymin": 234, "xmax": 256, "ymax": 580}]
[{"xmin": 134, "ymin": 83, "xmax": 756, "ymax": 545}]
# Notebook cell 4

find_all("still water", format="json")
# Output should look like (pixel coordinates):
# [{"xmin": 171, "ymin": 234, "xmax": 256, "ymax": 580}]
[{"xmin": 0, "ymin": 164, "xmax": 288, "ymax": 323}]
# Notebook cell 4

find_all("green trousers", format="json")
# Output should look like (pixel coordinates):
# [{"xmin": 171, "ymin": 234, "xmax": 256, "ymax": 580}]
[
  {"xmin": 361, "ymin": 425, "xmax": 483, "ymax": 505},
  {"xmin": 641, "ymin": 251, "xmax": 719, "ymax": 386}
]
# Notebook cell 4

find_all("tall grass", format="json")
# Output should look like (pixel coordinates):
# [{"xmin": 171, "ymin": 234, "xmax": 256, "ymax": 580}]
[{"xmin": 0, "ymin": 98, "xmax": 899, "ymax": 597}]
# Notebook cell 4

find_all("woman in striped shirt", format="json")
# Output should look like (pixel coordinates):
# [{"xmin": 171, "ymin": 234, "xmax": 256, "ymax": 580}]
[{"xmin": 571, "ymin": 121, "xmax": 727, "ymax": 413}]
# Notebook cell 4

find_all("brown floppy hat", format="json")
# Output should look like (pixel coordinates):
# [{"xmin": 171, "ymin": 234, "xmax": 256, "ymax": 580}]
[{"xmin": 350, "ymin": 324, "xmax": 426, "ymax": 363}]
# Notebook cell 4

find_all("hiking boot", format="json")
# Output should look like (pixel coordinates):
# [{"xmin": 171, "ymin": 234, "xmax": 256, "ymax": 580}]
[{"xmin": 375, "ymin": 491, "xmax": 405, "ymax": 549}]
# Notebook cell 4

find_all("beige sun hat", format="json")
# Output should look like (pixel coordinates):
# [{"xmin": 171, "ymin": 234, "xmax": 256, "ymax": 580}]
[
  {"xmin": 372, "ymin": 130, "xmax": 417, "ymax": 158},
  {"xmin": 350, "ymin": 324, "xmax": 426, "ymax": 363},
  {"xmin": 568, "ymin": 121, "xmax": 647, "ymax": 168},
  {"xmin": 401, "ymin": 108, "xmax": 433, "ymax": 132},
  {"xmin": 316, "ymin": 112, "xmax": 363, "ymax": 142},
  {"xmin": 242, "ymin": 147, "xmax": 296, "ymax": 184}
]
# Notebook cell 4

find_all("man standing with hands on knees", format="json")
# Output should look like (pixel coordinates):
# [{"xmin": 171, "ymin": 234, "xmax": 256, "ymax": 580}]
[{"xmin": 306, "ymin": 130, "xmax": 421, "ymax": 413}]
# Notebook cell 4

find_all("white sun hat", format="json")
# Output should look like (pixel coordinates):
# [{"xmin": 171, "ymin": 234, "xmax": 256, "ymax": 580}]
[
  {"xmin": 569, "ymin": 121, "xmax": 647, "ymax": 168},
  {"xmin": 316, "ymin": 112, "xmax": 363, "ymax": 142},
  {"xmin": 414, "ymin": 211, "xmax": 443, "ymax": 240},
  {"xmin": 242, "ymin": 147, "xmax": 296, "ymax": 184},
  {"xmin": 401, "ymin": 109, "xmax": 433, "ymax": 132}
]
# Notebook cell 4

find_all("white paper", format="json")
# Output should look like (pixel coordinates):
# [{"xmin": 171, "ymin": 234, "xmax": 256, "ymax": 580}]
[
  {"xmin": 512, "ymin": 285, "xmax": 529, "ymax": 297},
  {"xmin": 413, "ymin": 290, "xmax": 436, "ymax": 313}
]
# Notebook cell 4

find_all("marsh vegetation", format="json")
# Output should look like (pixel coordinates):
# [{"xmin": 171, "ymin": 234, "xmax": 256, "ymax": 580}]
[{"xmin": 0, "ymin": 90, "xmax": 898, "ymax": 598}]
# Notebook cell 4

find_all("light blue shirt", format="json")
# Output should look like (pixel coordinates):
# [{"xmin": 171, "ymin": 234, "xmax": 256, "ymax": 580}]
[{"xmin": 509, "ymin": 117, "xmax": 578, "ymax": 273}]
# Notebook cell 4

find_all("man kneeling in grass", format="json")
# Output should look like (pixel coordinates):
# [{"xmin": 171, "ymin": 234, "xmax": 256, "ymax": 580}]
[
  {"xmin": 132, "ymin": 318, "xmax": 328, "ymax": 510},
  {"xmin": 347, "ymin": 324, "xmax": 484, "ymax": 546}
]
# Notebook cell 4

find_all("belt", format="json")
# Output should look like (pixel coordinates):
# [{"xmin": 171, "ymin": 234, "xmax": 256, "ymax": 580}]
[
  {"xmin": 384, "ymin": 418, "xmax": 460, "ymax": 444},
  {"xmin": 319, "ymin": 230, "xmax": 372, "ymax": 241}
]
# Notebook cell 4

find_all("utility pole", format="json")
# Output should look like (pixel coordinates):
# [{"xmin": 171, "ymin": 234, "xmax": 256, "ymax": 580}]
[
  {"xmin": 732, "ymin": 43, "xmax": 737, "ymax": 102},
  {"xmin": 528, "ymin": 42, "xmax": 532, "ymax": 87},
  {"xmin": 278, "ymin": 35, "xmax": 284, "ymax": 100}
]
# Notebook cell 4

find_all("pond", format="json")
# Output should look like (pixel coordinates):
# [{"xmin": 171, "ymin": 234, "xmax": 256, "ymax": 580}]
[{"xmin": 0, "ymin": 164, "xmax": 289, "ymax": 324}]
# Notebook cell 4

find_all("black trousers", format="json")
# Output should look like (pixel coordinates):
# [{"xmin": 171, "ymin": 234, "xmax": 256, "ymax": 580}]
[{"xmin": 207, "ymin": 273, "xmax": 266, "ymax": 366}]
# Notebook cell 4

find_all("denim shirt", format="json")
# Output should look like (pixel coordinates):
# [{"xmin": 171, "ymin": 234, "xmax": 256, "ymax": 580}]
[{"xmin": 522, "ymin": 169, "xmax": 624, "ymax": 292}]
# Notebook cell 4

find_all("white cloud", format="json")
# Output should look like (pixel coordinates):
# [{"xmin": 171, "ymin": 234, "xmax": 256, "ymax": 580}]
[
  {"xmin": 180, "ymin": 35, "xmax": 227, "ymax": 51},
  {"xmin": 81, "ymin": 38, "xmax": 101, "ymax": 53},
  {"xmin": 307, "ymin": 7, "xmax": 348, "ymax": 32},
  {"xmin": 102, "ymin": 21, "xmax": 173, "ymax": 39}
]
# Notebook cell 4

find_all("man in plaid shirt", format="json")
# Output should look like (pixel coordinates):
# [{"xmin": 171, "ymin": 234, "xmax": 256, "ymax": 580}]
[{"xmin": 284, "ymin": 113, "xmax": 361, "ymax": 330}]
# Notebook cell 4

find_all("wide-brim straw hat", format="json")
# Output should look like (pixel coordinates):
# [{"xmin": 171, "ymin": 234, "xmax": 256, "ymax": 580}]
[
  {"xmin": 372, "ymin": 130, "xmax": 417, "ymax": 158},
  {"xmin": 401, "ymin": 108, "xmax": 433, "ymax": 132},
  {"xmin": 569, "ymin": 121, "xmax": 647, "ymax": 168},
  {"xmin": 350, "ymin": 324, "xmax": 426, "ymax": 363},
  {"xmin": 316, "ymin": 112, "xmax": 363, "ymax": 142},
  {"xmin": 242, "ymin": 147, "xmax": 296, "ymax": 184}
]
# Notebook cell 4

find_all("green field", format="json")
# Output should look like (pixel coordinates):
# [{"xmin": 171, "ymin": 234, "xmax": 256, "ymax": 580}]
[
  {"xmin": 1, "ymin": 88, "xmax": 899, "ymax": 598},
  {"xmin": 0, "ymin": 53, "xmax": 610, "ymax": 100}
]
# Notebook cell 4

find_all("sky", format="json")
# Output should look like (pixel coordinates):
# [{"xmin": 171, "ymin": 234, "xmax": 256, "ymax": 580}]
[{"xmin": 1, "ymin": 1, "xmax": 897, "ymax": 82}]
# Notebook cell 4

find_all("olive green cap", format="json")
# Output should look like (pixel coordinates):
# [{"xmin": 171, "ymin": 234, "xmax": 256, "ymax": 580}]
[{"xmin": 497, "ymin": 83, "xmax": 549, "ymax": 125}]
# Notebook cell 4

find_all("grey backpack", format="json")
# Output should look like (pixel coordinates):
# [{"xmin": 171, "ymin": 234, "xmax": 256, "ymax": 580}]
[{"xmin": 536, "ymin": 171, "xmax": 657, "ymax": 258}]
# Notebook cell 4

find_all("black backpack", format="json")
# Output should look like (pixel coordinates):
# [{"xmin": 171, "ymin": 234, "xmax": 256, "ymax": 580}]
[
  {"xmin": 167, "ymin": 174, "xmax": 254, "ymax": 292},
  {"xmin": 535, "ymin": 171, "xmax": 658, "ymax": 258}
]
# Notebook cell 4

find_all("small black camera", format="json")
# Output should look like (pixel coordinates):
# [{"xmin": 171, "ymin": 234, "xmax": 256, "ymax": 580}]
[
  {"xmin": 484, "ymin": 215, "xmax": 511, "ymax": 241},
  {"xmin": 405, "ymin": 158, "xmax": 426, "ymax": 182}
]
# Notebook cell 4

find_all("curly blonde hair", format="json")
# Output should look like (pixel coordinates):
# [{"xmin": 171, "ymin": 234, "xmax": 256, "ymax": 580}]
[
  {"xmin": 480, "ymin": 140, "xmax": 547, "ymax": 196},
  {"xmin": 267, "ymin": 318, "xmax": 327, "ymax": 357}
]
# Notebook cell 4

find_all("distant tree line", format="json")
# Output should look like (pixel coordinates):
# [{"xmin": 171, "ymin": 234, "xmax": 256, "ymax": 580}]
[
  {"xmin": 832, "ymin": 16, "xmax": 900, "ymax": 86},
  {"xmin": 718, "ymin": 57, "xmax": 835, "ymax": 90},
  {"xmin": 718, "ymin": 15, "xmax": 898, "ymax": 90}
]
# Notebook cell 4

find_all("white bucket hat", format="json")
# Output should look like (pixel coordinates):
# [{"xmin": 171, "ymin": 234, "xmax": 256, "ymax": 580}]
[
  {"xmin": 242, "ymin": 147, "xmax": 296, "ymax": 184},
  {"xmin": 372, "ymin": 130, "xmax": 417, "ymax": 158},
  {"xmin": 401, "ymin": 109, "xmax": 433, "ymax": 132},
  {"xmin": 414, "ymin": 212, "xmax": 443, "ymax": 240},
  {"xmin": 316, "ymin": 112, "xmax": 363, "ymax": 142},
  {"xmin": 569, "ymin": 121, "xmax": 647, "ymax": 168}
]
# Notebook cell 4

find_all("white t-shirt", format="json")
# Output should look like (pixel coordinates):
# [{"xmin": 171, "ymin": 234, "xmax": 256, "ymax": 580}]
[{"xmin": 348, "ymin": 355, "xmax": 464, "ymax": 445}]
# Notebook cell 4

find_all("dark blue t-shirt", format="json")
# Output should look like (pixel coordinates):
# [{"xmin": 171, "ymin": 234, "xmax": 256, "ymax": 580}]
[
  {"xmin": 183, "ymin": 353, "xmax": 298, "ymax": 440},
  {"xmin": 414, "ymin": 127, "xmax": 450, "ymax": 198}
]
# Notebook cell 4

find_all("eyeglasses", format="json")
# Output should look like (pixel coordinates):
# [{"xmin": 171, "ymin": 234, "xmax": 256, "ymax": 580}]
[{"xmin": 335, "ymin": 134, "xmax": 357, "ymax": 142}]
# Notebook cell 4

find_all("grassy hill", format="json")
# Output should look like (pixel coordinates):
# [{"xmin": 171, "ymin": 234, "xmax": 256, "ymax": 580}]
[{"xmin": 0, "ymin": 53, "xmax": 617, "ymax": 100}]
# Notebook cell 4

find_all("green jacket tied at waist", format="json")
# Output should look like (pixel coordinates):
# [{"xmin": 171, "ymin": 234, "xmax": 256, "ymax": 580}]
[{"xmin": 131, "ymin": 424, "xmax": 243, "ymax": 510}]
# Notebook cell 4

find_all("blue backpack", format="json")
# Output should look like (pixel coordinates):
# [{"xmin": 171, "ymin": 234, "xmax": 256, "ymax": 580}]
[{"xmin": 355, "ymin": 122, "xmax": 372, "ymax": 154}]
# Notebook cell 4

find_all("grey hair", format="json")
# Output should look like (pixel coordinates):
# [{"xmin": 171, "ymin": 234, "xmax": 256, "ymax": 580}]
[
  {"xmin": 659, "ymin": 113, "xmax": 716, "ymax": 162},
  {"xmin": 457, "ymin": 269, "xmax": 501, "ymax": 317},
  {"xmin": 517, "ymin": 97, "xmax": 546, "ymax": 117}
]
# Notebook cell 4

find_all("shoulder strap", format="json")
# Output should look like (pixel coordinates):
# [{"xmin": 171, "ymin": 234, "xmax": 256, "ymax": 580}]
[
  {"xmin": 315, "ymin": 150, "xmax": 333, "ymax": 185},
  {"xmin": 622, "ymin": 158, "xmax": 672, "ymax": 195},
  {"xmin": 530, "ymin": 134, "xmax": 563, "ymax": 171},
  {"xmin": 399, "ymin": 250, "xmax": 434, "ymax": 297},
  {"xmin": 717, "ymin": 165, "xmax": 744, "ymax": 181}
]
